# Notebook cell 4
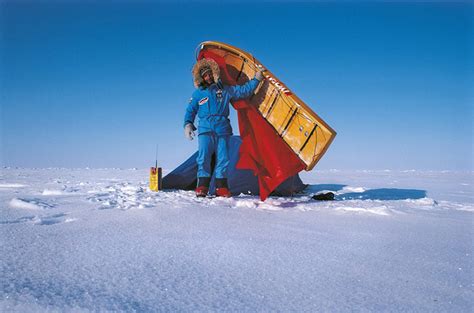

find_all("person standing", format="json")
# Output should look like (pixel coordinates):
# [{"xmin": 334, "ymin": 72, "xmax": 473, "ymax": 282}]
[{"xmin": 184, "ymin": 58, "xmax": 264, "ymax": 197}]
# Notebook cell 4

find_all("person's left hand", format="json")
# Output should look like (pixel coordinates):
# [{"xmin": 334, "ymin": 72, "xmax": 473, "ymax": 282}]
[
  {"xmin": 255, "ymin": 70, "xmax": 265, "ymax": 81},
  {"xmin": 184, "ymin": 123, "xmax": 196, "ymax": 140}
]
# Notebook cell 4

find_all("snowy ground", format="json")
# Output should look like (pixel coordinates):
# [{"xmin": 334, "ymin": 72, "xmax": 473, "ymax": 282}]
[{"xmin": 1, "ymin": 168, "xmax": 472, "ymax": 312}]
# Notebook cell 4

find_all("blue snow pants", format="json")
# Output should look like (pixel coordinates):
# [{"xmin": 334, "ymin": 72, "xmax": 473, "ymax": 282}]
[{"xmin": 197, "ymin": 133, "xmax": 230, "ymax": 179}]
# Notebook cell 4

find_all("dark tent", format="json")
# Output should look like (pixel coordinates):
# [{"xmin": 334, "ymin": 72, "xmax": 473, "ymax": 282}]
[{"xmin": 163, "ymin": 136, "xmax": 307, "ymax": 196}]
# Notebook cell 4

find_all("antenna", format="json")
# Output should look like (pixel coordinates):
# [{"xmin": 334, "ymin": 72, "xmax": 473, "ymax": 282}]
[
  {"xmin": 149, "ymin": 143, "xmax": 161, "ymax": 192},
  {"xmin": 155, "ymin": 143, "xmax": 158, "ymax": 168}
]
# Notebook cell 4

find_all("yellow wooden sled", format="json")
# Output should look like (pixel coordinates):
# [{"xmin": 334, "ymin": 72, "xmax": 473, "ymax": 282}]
[{"xmin": 197, "ymin": 41, "xmax": 336, "ymax": 171}]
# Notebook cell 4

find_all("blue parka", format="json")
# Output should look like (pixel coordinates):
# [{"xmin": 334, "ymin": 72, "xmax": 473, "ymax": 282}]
[{"xmin": 184, "ymin": 78, "xmax": 260, "ymax": 136}]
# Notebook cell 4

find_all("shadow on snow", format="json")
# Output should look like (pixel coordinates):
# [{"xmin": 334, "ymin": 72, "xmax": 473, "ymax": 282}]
[{"xmin": 305, "ymin": 184, "xmax": 426, "ymax": 201}]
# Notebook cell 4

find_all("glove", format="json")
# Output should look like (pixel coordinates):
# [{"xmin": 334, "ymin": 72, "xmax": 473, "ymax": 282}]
[
  {"xmin": 184, "ymin": 123, "xmax": 196, "ymax": 140},
  {"xmin": 255, "ymin": 70, "xmax": 265, "ymax": 81}
]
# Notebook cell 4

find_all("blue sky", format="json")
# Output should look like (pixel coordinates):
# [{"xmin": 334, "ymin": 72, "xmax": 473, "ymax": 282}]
[{"xmin": 1, "ymin": 1, "xmax": 472, "ymax": 170}]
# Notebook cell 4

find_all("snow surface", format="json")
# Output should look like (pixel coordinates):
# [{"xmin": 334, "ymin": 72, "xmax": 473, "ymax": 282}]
[{"xmin": 1, "ymin": 168, "xmax": 473, "ymax": 312}]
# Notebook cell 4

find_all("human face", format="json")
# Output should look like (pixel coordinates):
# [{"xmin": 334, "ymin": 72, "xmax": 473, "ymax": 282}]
[{"xmin": 202, "ymin": 71, "xmax": 214, "ymax": 85}]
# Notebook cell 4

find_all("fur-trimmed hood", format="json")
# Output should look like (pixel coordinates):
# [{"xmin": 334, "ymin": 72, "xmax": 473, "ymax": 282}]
[{"xmin": 192, "ymin": 58, "xmax": 220, "ymax": 88}]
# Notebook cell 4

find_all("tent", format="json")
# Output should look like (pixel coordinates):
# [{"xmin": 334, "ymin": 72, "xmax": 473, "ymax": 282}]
[{"xmin": 163, "ymin": 136, "xmax": 307, "ymax": 196}]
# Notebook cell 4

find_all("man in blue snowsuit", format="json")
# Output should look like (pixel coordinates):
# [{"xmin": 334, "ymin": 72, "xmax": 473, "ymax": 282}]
[{"xmin": 184, "ymin": 58, "xmax": 264, "ymax": 197}]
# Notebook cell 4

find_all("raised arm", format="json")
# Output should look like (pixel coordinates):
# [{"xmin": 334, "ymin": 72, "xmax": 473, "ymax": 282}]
[
  {"xmin": 227, "ymin": 78, "xmax": 259, "ymax": 101},
  {"xmin": 227, "ymin": 70, "xmax": 266, "ymax": 101}
]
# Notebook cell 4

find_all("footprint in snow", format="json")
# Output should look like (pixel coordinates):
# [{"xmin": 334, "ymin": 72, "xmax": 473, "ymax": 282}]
[
  {"xmin": 35, "ymin": 213, "xmax": 74, "ymax": 225},
  {"xmin": 9, "ymin": 198, "xmax": 55, "ymax": 210}
]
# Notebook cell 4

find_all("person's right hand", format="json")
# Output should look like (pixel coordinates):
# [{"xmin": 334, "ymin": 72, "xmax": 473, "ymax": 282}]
[
  {"xmin": 255, "ymin": 70, "xmax": 265, "ymax": 81},
  {"xmin": 184, "ymin": 123, "xmax": 196, "ymax": 140}
]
